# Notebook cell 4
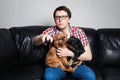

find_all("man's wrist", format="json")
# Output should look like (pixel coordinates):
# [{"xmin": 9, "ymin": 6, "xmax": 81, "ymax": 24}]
[{"xmin": 69, "ymin": 50, "xmax": 74, "ymax": 57}]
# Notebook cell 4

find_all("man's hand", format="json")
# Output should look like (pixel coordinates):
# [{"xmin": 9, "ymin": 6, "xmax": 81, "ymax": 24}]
[
  {"xmin": 42, "ymin": 34, "xmax": 53, "ymax": 45},
  {"xmin": 56, "ymin": 48, "xmax": 74, "ymax": 57},
  {"xmin": 33, "ymin": 34, "xmax": 53, "ymax": 46}
]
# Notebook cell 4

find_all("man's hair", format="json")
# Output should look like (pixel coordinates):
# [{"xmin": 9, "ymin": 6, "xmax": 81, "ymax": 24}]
[{"xmin": 53, "ymin": 6, "xmax": 72, "ymax": 19}]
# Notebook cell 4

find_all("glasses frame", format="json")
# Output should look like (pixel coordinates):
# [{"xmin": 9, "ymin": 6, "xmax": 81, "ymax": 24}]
[{"xmin": 54, "ymin": 15, "xmax": 68, "ymax": 20}]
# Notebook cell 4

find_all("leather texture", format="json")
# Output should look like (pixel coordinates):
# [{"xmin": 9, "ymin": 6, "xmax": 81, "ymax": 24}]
[
  {"xmin": 10, "ymin": 26, "xmax": 50, "ymax": 65},
  {"xmin": 98, "ymin": 29, "xmax": 120, "ymax": 66},
  {"xmin": 0, "ymin": 29, "xmax": 19, "ymax": 75},
  {"xmin": 0, "ymin": 26, "xmax": 120, "ymax": 80},
  {"xmin": 97, "ymin": 29, "xmax": 120, "ymax": 80}
]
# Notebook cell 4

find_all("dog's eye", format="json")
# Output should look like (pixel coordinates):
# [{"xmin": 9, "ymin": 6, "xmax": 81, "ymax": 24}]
[
  {"xmin": 63, "ymin": 36, "xmax": 66, "ymax": 38},
  {"xmin": 58, "ymin": 38, "xmax": 61, "ymax": 40}
]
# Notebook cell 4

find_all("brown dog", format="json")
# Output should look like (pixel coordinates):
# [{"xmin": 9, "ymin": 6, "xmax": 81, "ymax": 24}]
[{"xmin": 45, "ymin": 32, "xmax": 82, "ymax": 72}]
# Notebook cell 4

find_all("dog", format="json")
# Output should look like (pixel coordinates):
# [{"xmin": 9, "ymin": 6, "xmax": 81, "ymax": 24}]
[
  {"xmin": 45, "ymin": 33, "xmax": 85, "ymax": 72},
  {"xmin": 45, "ymin": 32, "xmax": 74, "ymax": 72},
  {"xmin": 67, "ymin": 36, "xmax": 85, "ymax": 68}
]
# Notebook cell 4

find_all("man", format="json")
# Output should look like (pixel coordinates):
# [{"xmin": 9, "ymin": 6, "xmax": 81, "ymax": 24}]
[{"xmin": 33, "ymin": 6, "xmax": 96, "ymax": 80}]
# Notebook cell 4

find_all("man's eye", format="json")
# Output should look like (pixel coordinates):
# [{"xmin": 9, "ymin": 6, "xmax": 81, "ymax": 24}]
[{"xmin": 62, "ymin": 16, "xmax": 66, "ymax": 18}]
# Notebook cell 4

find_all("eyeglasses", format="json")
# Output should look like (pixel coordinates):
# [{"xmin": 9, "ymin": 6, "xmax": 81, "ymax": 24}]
[{"xmin": 54, "ymin": 15, "xmax": 68, "ymax": 20}]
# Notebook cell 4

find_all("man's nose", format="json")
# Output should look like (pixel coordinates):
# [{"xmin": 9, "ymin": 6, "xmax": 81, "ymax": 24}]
[{"xmin": 58, "ymin": 18, "xmax": 62, "ymax": 22}]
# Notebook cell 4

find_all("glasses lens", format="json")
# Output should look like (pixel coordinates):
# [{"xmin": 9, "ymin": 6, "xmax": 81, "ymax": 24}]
[{"xmin": 55, "ymin": 15, "xmax": 68, "ymax": 20}]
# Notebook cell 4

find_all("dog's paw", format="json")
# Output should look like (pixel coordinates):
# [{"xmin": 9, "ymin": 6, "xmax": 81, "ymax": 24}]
[{"xmin": 63, "ymin": 64, "xmax": 70, "ymax": 68}]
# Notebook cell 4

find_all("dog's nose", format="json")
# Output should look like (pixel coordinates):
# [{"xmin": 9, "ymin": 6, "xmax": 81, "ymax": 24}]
[{"xmin": 62, "ymin": 38, "xmax": 65, "ymax": 41}]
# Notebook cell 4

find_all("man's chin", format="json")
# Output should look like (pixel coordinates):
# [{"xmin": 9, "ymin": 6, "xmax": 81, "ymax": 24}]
[{"xmin": 57, "ymin": 25, "xmax": 65, "ymax": 29}]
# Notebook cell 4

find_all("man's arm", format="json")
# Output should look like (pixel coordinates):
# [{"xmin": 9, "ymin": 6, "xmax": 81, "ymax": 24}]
[
  {"xmin": 77, "ymin": 44, "xmax": 92, "ymax": 61},
  {"xmin": 33, "ymin": 34, "xmax": 53, "ymax": 46},
  {"xmin": 33, "ymin": 34, "xmax": 43, "ymax": 46}
]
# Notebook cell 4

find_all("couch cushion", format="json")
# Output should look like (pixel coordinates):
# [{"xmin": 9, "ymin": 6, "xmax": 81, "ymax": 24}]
[
  {"xmin": 97, "ymin": 29, "xmax": 120, "ymax": 66},
  {"xmin": 0, "ymin": 28, "xmax": 19, "ymax": 75},
  {"xmin": 0, "ymin": 64, "xmax": 44, "ymax": 80},
  {"xmin": 89, "ymin": 65, "xmax": 103, "ymax": 80},
  {"xmin": 101, "ymin": 67, "xmax": 120, "ymax": 80}
]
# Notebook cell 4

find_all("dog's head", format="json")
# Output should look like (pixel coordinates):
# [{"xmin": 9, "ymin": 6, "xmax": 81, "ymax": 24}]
[
  {"xmin": 53, "ymin": 32, "xmax": 68, "ymax": 48},
  {"xmin": 67, "ymin": 36, "xmax": 85, "ymax": 59}
]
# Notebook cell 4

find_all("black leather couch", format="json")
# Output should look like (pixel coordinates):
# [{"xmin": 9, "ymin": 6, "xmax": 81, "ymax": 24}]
[{"xmin": 0, "ymin": 26, "xmax": 120, "ymax": 80}]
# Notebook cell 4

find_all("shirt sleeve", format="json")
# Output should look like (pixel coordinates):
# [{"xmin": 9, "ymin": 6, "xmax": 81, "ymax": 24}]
[
  {"xmin": 77, "ymin": 28, "xmax": 89, "ymax": 47},
  {"xmin": 43, "ymin": 26, "xmax": 55, "ymax": 36}
]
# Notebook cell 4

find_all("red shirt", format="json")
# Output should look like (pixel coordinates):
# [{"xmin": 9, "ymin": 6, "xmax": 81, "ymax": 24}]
[{"xmin": 43, "ymin": 26, "xmax": 88, "ymax": 47}]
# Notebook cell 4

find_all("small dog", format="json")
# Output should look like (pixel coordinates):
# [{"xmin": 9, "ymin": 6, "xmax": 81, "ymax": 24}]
[
  {"xmin": 45, "ymin": 32, "xmax": 74, "ymax": 72},
  {"xmin": 67, "ymin": 36, "xmax": 85, "ymax": 68}
]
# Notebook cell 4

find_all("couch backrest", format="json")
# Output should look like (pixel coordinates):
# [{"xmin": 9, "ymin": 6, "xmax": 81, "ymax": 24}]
[
  {"xmin": 9, "ymin": 26, "xmax": 98, "ymax": 66},
  {"xmin": 10, "ymin": 26, "xmax": 50, "ymax": 65},
  {"xmin": 0, "ymin": 28, "xmax": 19, "ymax": 75},
  {"xmin": 81, "ymin": 27, "xmax": 98, "ymax": 66},
  {"xmin": 97, "ymin": 29, "xmax": 120, "ymax": 67}
]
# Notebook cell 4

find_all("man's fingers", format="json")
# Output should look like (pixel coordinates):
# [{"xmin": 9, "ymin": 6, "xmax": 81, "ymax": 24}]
[{"xmin": 42, "ymin": 34, "xmax": 47, "ymax": 43}]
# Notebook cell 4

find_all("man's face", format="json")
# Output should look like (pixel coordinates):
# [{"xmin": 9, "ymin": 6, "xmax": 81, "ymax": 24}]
[{"xmin": 54, "ymin": 10, "xmax": 71, "ymax": 30}]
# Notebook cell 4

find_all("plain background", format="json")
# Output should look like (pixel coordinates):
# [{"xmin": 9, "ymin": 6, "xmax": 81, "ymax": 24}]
[{"xmin": 0, "ymin": 0, "xmax": 120, "ymax": 29}]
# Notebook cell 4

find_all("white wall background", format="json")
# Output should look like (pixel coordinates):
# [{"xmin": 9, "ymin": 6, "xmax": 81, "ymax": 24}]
[{"xmin": 0, "ymin": 0, "xmax": 120, "ymax": 29}]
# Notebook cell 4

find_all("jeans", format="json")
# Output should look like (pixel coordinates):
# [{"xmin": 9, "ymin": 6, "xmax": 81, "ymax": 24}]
[{"xmin": 43, "ymin": 65, "xmax": 96, "ymax": 80}]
